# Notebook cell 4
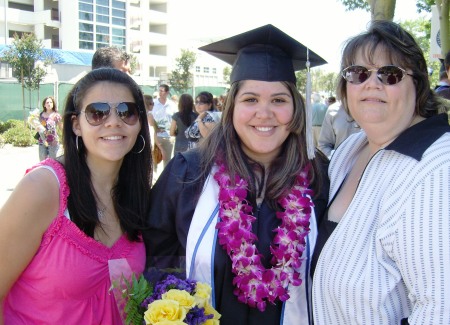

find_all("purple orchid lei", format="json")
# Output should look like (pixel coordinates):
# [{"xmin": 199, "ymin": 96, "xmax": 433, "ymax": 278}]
[{"xmin": 213, "ymin": 163, "xmax": 314, "ymax": 312}]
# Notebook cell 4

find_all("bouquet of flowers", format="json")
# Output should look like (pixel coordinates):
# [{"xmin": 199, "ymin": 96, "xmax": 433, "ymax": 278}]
[
  {"xmin": 27, "ymin": 108, "xmax": 46, "ymax": 143},
  {"xmin": 121, "ymin": 274, "xmax": 221, "ymax": 325}
]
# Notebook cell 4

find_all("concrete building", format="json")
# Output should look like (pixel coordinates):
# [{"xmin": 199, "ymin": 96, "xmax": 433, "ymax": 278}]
[
  {"xmin": 0, "ymin": 0, "xmax": 228, "ymax": 105},
  {"xmin": 0, "ymin": 0, "xmax": 173, "ymax": 86}
]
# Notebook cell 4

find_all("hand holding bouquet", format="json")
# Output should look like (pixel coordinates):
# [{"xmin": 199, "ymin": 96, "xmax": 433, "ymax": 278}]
[{"xmin": 27, "ymin": 108, "xmax": 46, "ymax": 143}]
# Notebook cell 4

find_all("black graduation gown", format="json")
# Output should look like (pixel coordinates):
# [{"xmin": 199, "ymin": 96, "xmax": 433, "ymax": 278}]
[{"xmin": 143, "ymin": 149, "xmax": 329, "ymax": 325}]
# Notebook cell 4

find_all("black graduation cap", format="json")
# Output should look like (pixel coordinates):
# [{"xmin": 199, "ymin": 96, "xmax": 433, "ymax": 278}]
[{"xmin": 199, "ymin": 24, "xmax": 327, "ymax": 83}]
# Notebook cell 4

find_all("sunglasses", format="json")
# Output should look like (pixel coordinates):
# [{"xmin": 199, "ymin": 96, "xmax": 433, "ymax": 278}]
[
  {"xmin": 81, "ymin": 102, "xmax": 140, "ymax": 126},
  {"xmin": 342, "ymin": 65, "xmax": 413, "ymax": 85}
]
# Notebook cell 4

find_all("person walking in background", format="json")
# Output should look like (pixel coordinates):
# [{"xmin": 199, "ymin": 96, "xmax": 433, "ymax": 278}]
[
  {"xmin": 38, "ymin": 96, "xmax": 62, "ymax": 161},
  {"xmin": 170, "ymin": 93, "xmax": 197, "ymax": 154},
  {"xmin": 143, "ymin": 94, "xmax": 156, "ymax": 154},
  {"xmin": 311, "ymin": 92, "xmax": 327, "ymax": 147},
  {"xmin": 185, "ymin": 91, "xmax": 221, "ymax": 149},
  {"xmin": 91, "ymin": 46, "xmax": 131, "ymax": 74},
  {"xmin": 0, "ymin": 68, "xmax": 152, "ymax": 324},
  {"xmin": 312, "ymin": 20, "xmax": 450, "ymax": 324},
  {"xmin": 144, "ymin": 24, "xmax": 329, "ymax": 325},
  {"xmin": 148, "ymin": 84, "xmax": 176, "ymax": 170},
  {"xmin": 317, "ymin": 101, "xmax": 360, "ymax": 158}
]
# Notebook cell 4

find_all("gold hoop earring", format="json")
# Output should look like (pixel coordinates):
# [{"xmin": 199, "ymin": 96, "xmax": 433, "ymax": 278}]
[{"xmin": 132, "ymin": 135, "xmax": 145, "ymax": 154}]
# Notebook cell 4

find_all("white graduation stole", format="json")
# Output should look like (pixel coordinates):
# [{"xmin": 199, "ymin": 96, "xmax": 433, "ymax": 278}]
[{"xmin": 186, "ymin": 168, "xmax": 317, "ymax": 325}]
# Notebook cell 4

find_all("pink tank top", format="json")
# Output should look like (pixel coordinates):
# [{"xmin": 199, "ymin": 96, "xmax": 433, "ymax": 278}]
[{"xmin": 3, "ymin": 159, "xmax": 145, "ymax": 324}]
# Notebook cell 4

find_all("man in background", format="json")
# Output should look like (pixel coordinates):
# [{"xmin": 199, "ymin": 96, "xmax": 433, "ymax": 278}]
[
  {"xmin": 91, "ymin": 47, "xmax": 131, "ymax": 74},
  {"xmin": 311, "ymin": 92, "xmax": 327, "ymax": 147},
  {"xmin": 147, "ymin": 84, "xmax": 176, "ymax": 174},
  {"xmin": 318, "ymin": 102, "xmax": 361, "ymax": 159}
]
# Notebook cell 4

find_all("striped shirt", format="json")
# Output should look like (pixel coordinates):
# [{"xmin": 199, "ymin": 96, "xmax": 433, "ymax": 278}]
[{"xmin": 312, "ymin": 114, "xmax": 450, "ymax": 324}]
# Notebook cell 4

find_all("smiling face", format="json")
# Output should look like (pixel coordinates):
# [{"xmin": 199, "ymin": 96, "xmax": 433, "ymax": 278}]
[
  {"xmin": 72, "ymin": 81, "xmax": 141, "ymax": 165},
  {"xmin": 232, "ymin": 80, "xmax": 293, "ymax": 166},
  {"xmin": 346, "ymin": 46, "xmax": 417, "ymax": 146}
]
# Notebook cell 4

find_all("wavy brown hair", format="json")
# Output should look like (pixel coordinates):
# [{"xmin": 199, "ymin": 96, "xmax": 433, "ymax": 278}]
[{"xmin": 337, "ymin": 20, "xmax": 448, "ymax": 119}]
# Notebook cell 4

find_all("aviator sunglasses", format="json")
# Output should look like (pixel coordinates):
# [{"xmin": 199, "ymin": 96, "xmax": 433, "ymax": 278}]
[
  {"xmin": 80, "ymin": 102, "xmax": 140, "ymax": 126},
  {"xmin": 342, "ymin": 65, "xmax": 413, "ymax": 85}
]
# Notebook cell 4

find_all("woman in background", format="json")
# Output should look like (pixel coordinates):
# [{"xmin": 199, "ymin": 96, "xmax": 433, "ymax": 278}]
[
  {"xmin": 38, "ymin": 96, "xmax": 62, "ymax": 161},
  {"xmin": 170, "ymin": 93, "xmax": 197, "ymax": 154},
  {"xmin": 185, "ymin": 91, "xmax": 221, "ymax": 149}
]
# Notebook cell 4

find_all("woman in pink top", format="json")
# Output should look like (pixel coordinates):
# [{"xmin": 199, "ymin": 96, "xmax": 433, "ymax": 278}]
[{"xmin": 0, "ymin": 68, "xmax": 152, "ymax": 324}]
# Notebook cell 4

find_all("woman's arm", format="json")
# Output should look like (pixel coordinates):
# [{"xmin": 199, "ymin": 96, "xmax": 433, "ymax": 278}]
[
  {"xmin": 169, "ymin": 119, "xmax": 177, "ymax": 137},
  {"xmin": 0, "ymin": 168, "xmax": 59, "ymax": 322},
  {"xmin": 396, "ymin": 164, "xmax": 450, "ymax": 324}
]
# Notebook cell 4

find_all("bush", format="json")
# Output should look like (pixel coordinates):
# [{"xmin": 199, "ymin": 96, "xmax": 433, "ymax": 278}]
[
  {"xmin": 3, "ymin": 122, "xmax": 35, "ymax": 147},
  {"xmin": 0, "ymin": 119, "xmax": 24, "ymax": 134},
  {"xmin": 0, "ymin": 134, "xmax": 5, "ymax": 148}
]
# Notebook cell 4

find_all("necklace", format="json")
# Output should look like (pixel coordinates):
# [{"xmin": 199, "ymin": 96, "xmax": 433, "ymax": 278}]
[
  {"xmin": 97, "ymin": 205, "xmax": 107, "ymax": 219},
  {"xmin": 214, "ymin": 163, "xmax": 314, "ymax": 312}
]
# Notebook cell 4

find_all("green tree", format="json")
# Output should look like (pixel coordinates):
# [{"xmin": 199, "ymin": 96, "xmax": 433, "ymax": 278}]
[
  {"xmin": 401, "ymin": 18, "xmax": 441, "ymax": 86},
  {"xmin": 223, "ymin": 66, "xmax": 231, "ymax": 85},
  {"xmin": 168, "ymin": 49, "xmax": 196, "ymax": 94},
  {"xmin": 1, "ymin": 33, "xmax": 53, "ymax": 123}
]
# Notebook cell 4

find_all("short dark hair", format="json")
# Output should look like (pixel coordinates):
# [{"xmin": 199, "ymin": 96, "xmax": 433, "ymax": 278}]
[
  {"xmin": 159, "ymin": 84, "xmax": 170, "ymax": 92},
  {"xmin": 91, "ymin": 47, "xmax": 129, "ymax": 69}
]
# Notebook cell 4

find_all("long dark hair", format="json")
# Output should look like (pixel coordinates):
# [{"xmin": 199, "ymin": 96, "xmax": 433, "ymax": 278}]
[
  {"xmin": 198, "ymin": 80, "xmax": 325, "ymax": 208},
  {"xmin": 337, "ymin": 20, "xmax": 447, "ymax": 118},
  {"xmin": 41, "ymin": 96, "xmax": 57, "ymax": 113},
  {"xmin": 178, "ymin": 93, "xmax": 195, "ymax": 126},
  {"xmin": 61, "ymin": 68, "xmax": 152, "ymax": 241}
]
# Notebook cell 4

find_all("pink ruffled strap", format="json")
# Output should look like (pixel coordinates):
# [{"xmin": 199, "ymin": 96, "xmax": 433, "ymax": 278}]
[{"xmin": 26, "ymin": 158, "xmax": 70, "ymax": 216}]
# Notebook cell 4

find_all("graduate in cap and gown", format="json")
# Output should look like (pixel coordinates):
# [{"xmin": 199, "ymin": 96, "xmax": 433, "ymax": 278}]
[{"xmin": 144, "ymin": 24, "xmax": 329, "ymax": 325}]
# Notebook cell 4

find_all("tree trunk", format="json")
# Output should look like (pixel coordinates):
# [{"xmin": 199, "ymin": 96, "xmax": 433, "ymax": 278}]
[
  {"xmin": 21, "ymin": 68, "xmax": 26, "ymax": 127},
  {"xmin": 436, "ymin": 0, "xmax": 449, "ymax": 58},
  {"xmin": 369, "ymin": 0, "xmax": 396, "ymax": 21}
]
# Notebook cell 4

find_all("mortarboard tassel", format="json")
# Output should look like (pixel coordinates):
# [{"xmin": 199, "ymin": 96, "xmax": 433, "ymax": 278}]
[{"xmin": 305, "ymin": 49, "xmax": 315, "ymax": 160}]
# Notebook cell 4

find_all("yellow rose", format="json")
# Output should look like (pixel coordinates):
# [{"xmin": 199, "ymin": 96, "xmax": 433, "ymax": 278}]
[
  {"xmin": 193, "ymin": 282, "xmax": 212, "ymax": 307},
  {"xmin": 154, "ymin": 321, "xmax": 186, "ymax": 325},
  {"xmin": 195, "ymin": 282, "xmax": 212, "ymax": 300},
  {"xmin": 204, "ymin": 303, "xmax": 221, "ymax": 321},
  {"xmin": 144, "ymin": 299, "xmax": 186, "ymax": 324},
  {"xmin": 162, "ymin": 289, "xmax": 196, "ymax": 310}
]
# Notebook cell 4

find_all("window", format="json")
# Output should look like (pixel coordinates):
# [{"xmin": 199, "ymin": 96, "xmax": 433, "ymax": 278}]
[
  {"xmin": 196, "ymin": 66, "xmax": 200, "ymax": 73},
  {"xmin": 112, "ymin": 0, "xmax": 126, "ymax": 9},
  {"xmin": 96, "ymin": 14, "xmax": 110, "ymax": 24},
  {"xmin": 79, "ymin": 41, "xmax": 94, "ymax": 50},
  {"xmin": 79, "ymin": 12, "xmax": 93, "ymax": 21},
  {"xmin": 112, "ymin": 17, "xmax": 126, "ymax": 26},
  {"xmin": 212, "ymin": 68, "xmax": 217, "ymax": 74},
  {"xmin": 203, "ymin": 67, "xmax": 210, "ymax": 74},
  {"xmin": 79, "ymin": 23, "xmax": 94, "ymax": 32}
]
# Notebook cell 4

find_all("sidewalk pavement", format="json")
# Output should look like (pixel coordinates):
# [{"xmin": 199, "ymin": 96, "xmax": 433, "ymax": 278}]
[{"xmin": 0, "ymin": 144, "xmax": 39, "ymax": 209}]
